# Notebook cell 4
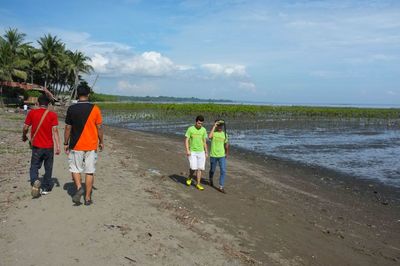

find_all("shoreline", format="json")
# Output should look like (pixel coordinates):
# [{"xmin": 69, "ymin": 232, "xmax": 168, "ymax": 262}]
[
  {"xmin": 116, "ymin": 125, "xmax": 400, "ymax": 203},
  {"xmin": 1, "ymin": 109, "xmax": 399, "ymax": 265},
  {"xmin": 107, "ymin": 125, "xmax": 400, "ymax": 265}
]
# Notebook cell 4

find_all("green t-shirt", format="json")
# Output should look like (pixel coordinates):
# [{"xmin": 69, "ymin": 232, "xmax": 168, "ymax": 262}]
[
  {"xmin": 210, "ymin": 131, "xmax": 228, "ymax": 157},
  {"xmin": 185, "ymin": 125, "xmax": 207, "ymax": 152}
]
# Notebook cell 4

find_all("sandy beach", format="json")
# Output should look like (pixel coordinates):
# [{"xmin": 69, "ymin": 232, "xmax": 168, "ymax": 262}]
[{"xmin": 0, "ymin": 109, "xmax": 399, "ymax": 266}]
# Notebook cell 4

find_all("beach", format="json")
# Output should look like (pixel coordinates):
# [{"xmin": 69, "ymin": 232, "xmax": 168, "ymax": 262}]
[{"xmin": 0, "ymin": 109, "xmax": 399, "ymax": 265}]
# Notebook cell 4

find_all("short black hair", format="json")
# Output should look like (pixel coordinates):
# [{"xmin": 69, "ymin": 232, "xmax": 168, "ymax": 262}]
[
  {"xmin": 38, "ymin": 93, "xmax": 50, "ymax": 106},
  {"xmin": 77, "ymin": 84, "xmax": 91, "ymax": 97},
  {"xmin": 195, "ymin": 115, "xmax": 204, "ymax": 122}
]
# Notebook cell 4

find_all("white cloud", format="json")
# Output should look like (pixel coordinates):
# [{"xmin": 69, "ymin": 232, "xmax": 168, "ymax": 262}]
[
  {"xmin": 344, "ymin": 53, "xmax": 397, "ymax": 65},
  {"xmin": 386, "ymin": 90, "xmax": 398, "ymax": 96},
  {"xmin": 81, "ymin": 42, "xmax": 132, "ymax": 55},
  {"xmin": 91, "ymin": 53, "xmax": 109, "ymax": 73},
  {"xmin": 371, "ymin": 54, "xmax": 395, "ymax": 61},
  {"xmin": 309, "ymin": 70, "xmax": 337, "ymax": 78},
  {"xmin": 238, "ymin": 81, "xmax": 256, "ymax": 92},
  {"xmin": 120, "ymin": 51, "xmax": 176, "ymax": 76},
  {"xmin": 201, "ymin": 63, "xmax": 248, "ymax": 78},
  {"xmin": 117, "ymin": 80, "xmax": 155, "ymax": 95},
  {"xmin": 88, "ymin": 51, "xmax": 188, "ymax": 77}
]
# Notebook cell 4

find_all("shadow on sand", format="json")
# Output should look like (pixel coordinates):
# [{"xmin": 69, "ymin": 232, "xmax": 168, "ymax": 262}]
[
  {"xmin": 169, "ymin": 174, "xmax": 214, "ymax": 189},
  {"xmin": 63, "ymin": 181, "xmax": 80, "ymax": 197},
  {"xmin": 27, "ymin": 176, "xmax": 60, "ymax": 191}
]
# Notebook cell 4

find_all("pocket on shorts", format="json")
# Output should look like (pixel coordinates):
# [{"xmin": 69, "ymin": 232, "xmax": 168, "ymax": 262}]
[{"xmin": 68, "ymin": 151, "xmax": 73, "ymax": 163}]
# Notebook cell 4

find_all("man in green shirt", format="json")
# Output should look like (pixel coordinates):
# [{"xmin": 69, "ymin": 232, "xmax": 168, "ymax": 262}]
[
  {"xmin": 209, "ymin": 119, "xmax": 229, "ymax": 193},
  {"xmin": 185, "ymin": 115, "xmax": 208, "ymax": 190}
]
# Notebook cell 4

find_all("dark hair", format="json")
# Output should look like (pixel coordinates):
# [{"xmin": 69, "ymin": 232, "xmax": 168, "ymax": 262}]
[
  {"xmin": 77, "ymin": 85, "xmax": 91, "ymax": 97},
  {"xmin": 195, "ymin": 115, "xmax": 204, "ymax": 122},
  {"xmin": 38, "ymin": 94, "xmax": 50, "ymax": 106}
]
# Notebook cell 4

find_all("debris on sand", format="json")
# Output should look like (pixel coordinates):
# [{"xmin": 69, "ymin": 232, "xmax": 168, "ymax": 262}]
[{"xmin": 104, "ymin": 224, "xmax": 132, "ymax": 236}]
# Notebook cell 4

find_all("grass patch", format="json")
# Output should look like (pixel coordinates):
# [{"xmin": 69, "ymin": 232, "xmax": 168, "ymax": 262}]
[
  {"xmin": 98, "ymin": 102, "xmax": 400, "ymax": 119},
  {"xmin": 6, "ymin": 115, "xmax": 25, "ymax": 121},
  {"xmin": 0, "ymin": 128, "xmax": 20, "ymax": 133}
]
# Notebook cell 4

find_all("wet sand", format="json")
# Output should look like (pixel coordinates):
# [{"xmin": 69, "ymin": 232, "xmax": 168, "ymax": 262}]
[{"xmin": 1, "ymin": 109, "xmax": 399, "ymax": 265}]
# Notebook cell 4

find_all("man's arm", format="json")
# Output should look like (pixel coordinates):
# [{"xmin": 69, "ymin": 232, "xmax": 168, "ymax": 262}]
[
  {"xmin": 64, "ymin": 124, "xmax": 72, "ymax": 154},
  {"xmin": 203, "ymin": 137, "xmax": 208, "ymax": 157},
  {"xmin": 22, "ymin": 124, "xmax": 29, "ymax": 142},
  {"xmin": 53, "ymin": 126, "xmax": 60, "ymax": 155},
  {"xmin": 225, "ymin": 143, "xmax": 230, "ymax": 157},
  {"xmin": 208, "ymin": 121, "xmax": 218, "ymax": 139},
  {"xmin": 97, "ymin": 124, "xmax": 104, "ymax": 151},
  {"xmin": 185, "ymin": 137, "xmax": 190, "ymax": 156}
]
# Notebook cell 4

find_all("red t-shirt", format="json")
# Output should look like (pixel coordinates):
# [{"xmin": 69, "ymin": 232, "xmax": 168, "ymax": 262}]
[{"xmin": 24, "ymin": 108, "xmax": 59, "ymax": 148}]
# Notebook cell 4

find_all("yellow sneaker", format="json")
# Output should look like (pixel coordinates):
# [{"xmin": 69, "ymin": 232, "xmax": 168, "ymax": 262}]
[
  {"xmin": 186, "ymin": 178, "xmax": 192, "ymax": 186},
  {"xmin": 196, "ymin": 184, "xmax": 204, "ymax": 190}
]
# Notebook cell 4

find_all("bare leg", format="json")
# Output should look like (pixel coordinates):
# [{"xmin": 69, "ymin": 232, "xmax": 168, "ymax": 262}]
[
  {"xmin": 196, "ymin": 170, "xmax": 202, "ymax": 185},
  {"xmin": 189, "ymin": 169, "xmax": 195, "ymax": 179},
  {"xmin": 85, "ymin": 174, "xmax": 94, "ymax": 201},
  {"xmin": 72, "ymin": 172, "xmax": 82, "ymax": 189},
  {"xmin": 71, "ymin": 172, "xmax": 84, "ymax": 204}
]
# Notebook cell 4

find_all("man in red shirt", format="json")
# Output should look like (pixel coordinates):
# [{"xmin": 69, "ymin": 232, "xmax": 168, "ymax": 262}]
[{"xmin": 22, "ymin": 94, "xmax": 60, "ymax": 198}]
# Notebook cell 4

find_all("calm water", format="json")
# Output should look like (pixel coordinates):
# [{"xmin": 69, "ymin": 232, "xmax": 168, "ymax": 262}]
[{"xmin": 104, "ymin": 113, "xmax": 400, "ymax": 188}]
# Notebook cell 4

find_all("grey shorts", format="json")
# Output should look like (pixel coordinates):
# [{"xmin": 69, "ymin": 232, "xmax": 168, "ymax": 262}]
[{"xmin": 68, "ymin": 150, "xmax": 97, "ymax": 173}]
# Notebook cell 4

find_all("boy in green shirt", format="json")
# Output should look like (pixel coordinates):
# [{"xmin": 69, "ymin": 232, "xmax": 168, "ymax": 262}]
[
  {"xmin": 185, "ymin": 115, "xmax": 208, "ymax": 190},
  {"xmin": 209, "ymin": 119, "xmax": 229, "ymax": 193}
]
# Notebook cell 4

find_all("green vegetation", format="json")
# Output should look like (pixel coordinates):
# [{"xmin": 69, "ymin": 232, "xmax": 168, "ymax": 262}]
[
  {"xmin": 98, "ymin": 102, "xmax": 400, "ymax": 119},
  {"xmin": 88, "ymin": 93, "xmax": 233, "ymax": 103},
  {"xmin": 6, "ymin": 115, "xmax": 25, "ymax": 121},
  {"xmin": 89, "ymin": 92, "xmax": 118, "ymax": 102},
  {"xmin": 25, "ymin": 90, "xmax": 42, "ymax": 98},
  {"xmin": 114, "ymin": 95, "xmax": 232, "ymax": 103},
  {"xmin": 0, "ymin": 128, "xmax": 20, "ymax": 133},
  {"xmin": 0, "ymin": 28, "xmax": 92, "ymax": 97}
]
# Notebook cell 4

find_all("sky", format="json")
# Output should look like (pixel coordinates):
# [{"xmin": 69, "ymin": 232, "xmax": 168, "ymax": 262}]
[{"xmin": 1, "ymin": 0, "xmax": 400, "ymax": 105}]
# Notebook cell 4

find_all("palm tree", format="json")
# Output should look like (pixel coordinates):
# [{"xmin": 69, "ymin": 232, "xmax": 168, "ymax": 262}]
[
  {"xmin": 0, "ymin": 28, "xmax": 95, "ymax": 103},
  {"xmin": 1, "ymin": 27, "xmax": 27, "ymax": 55},
  {"xmin": 0, "ymin": 28, "xmax": 29, "ymax": 81},
  {"xmin": 66, "ymin": 50, "xmax": 93, "ymax": 99},
  {"xmin": 35, "ymin": 34, "xmax": 65, "ymax": 89}
]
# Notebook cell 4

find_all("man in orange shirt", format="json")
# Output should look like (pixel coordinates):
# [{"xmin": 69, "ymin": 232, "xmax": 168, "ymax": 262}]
[{"xmin": 64, "ymin": 85, "xmax": 104, "ymax": 206}]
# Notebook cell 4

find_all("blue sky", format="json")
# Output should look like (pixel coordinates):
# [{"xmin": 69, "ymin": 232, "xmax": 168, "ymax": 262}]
[{"xmin": 1, "ymin": 0, "xmax": 400, "ymax": 105}]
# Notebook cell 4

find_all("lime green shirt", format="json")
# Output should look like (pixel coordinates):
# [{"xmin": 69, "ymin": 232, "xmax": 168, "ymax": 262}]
[
  {"xmin": 210, "ymin": 131, "xmax": 228, "ymax": 157},
  {"xmin": 185, "ymin": 126, "xmax": 207, "ymax": 152}
]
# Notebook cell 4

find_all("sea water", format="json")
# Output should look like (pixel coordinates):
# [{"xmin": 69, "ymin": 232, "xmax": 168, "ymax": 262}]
[{"xmin": 104, "ymin": 114, "xmax": 400, "ymax": 188}]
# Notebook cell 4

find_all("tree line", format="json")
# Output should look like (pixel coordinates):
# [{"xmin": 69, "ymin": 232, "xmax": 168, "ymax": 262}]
[{"xmin": 0, "ymin": 28, "xmax": 93, "ymax": 98}]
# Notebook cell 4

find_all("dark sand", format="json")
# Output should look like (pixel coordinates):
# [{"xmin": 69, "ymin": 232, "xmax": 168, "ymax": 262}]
[{"xmin": 1, "ymin": 109, "xmax": 399, "ymax": 265}]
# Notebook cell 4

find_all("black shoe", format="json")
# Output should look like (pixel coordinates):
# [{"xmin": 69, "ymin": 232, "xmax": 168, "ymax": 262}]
[
  {"xmin": 84, "ymin": 199, "xmax": 92, "ymax": 206},
  {"xmin": 218, "ymin": 187, "xmax": 226, "ymax": 194},
  {"xmin": 209, "ymin": 179, "xmax": 214, "ymax": 187},
  {"xmin": 72, "ymin": 187, "xmax": 84, "ymax": 204}
]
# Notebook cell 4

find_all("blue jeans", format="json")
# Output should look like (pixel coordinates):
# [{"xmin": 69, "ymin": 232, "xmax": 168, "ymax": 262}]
[
  {"xmin": 29, "ymin": 147, "xmax": 54, "ymax": 189},
  {"xmin": 209, "ymin": 157, "xmax": 227, "ymax": 187}
]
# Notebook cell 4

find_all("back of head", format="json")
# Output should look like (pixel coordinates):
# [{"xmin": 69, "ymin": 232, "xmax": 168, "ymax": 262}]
[
  {"xmin": 38, "ymin": 93, "xmax": 50, "ymax": 106},
  {"xmin": 77, "ymin": 84, "xmax": 91, "ymax": 97}
]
